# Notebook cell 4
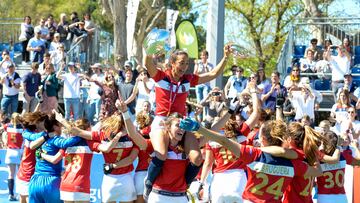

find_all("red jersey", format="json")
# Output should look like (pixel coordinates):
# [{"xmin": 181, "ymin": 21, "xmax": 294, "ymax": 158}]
[
  {"xmin": 240, "ymin": 145, "xmax": 308, "ymax": 203},
  {"xmin": 88, "ymin": 131, "xmax": 139, "ymax": 175},
  {"xmin": 136, "ymin": 139, "xmax": 153, "ymax": 171},
  {"xmin": 60, "ymin": 140, "xmax": 93, "ymax": 193},
  {"xmin": 205, "ymin": 123, "xmax": 250, "ymax": 173},
  {"xmin": 317, "ymin": 149, "xmax": 353, "ymax": 195},
  {"xmin": 153, "ymin": 148, "xmax": 189, "ymax": 192},
  {"xmin": 153, "ymin": 69, "xmax": 199, "ymax": 116},
  {"xmin": 17, "ymin": 140, "xmax": 35, "ymax": 182},
  {"xmin": 283, "ymin": 148, "xmax": 313, "ymax": 203},
  {"xmin": 5, "ymin": 124, "xmax": 23, "ymax": 149}
]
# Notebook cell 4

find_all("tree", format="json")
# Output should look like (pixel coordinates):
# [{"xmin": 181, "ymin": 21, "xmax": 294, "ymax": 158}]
[{"xmin": 225, "ymin": 0, "xmax": 303, "ymax": 72}]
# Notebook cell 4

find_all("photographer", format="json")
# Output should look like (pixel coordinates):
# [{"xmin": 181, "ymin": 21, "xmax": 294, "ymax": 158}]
[
  {"xmin": 200, "ymin": 87, "xmax": 226, "ymax": 125},
  {"xmin": 289, "ymin": 82, "xmax": 315, "ymax": 124},
  {"xmin": 1, "ymin": 64, "xmax": 21, "ymax": 116}
]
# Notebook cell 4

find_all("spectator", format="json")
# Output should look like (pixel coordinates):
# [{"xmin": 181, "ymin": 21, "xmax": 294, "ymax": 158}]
[
  {"xmin": 57, "ymin": 62, "xmax": 84, "ymax": 120},
  {"xmin": 200, "ymin": 87, "xmax": 226, "ymax": 125},
  {"xmin": 289, "ymin": 82, "xmax": 315, "ymax": 123},
  {"xmin": 118, "ymin": 67, "xmax": 136, "ymax": 121},
  {"xmin": 34, "ymin": 18, "xmax": 49, "ymax": 42},
  {"xmin": 261, "ymin": 71, "xmax": 287, "ymax": 112},
  {"xmin": 49, "ymin": 33, "xmax": 62, "ymax": 53},
  {"xmin": 38, "ymin": 53, "xmax": 51, "ymax": 75},
  {"xmin": 337, "ymin": 72, "xmax": 358, "ymax": 104},
  {"xmin": 89, "ymin": 71, "xmax": 119, "ymax": 120},
  {"xmin": 87, "ymin": 63, "xmax": 104, "ymax": 124},
  {"xmin": 26, "ymin": 27, "xmax": 46, "ymax": 64},
  {"xmin": 0, "ymin": 51, "xmax": 15, "ymax": 76},
  {"xmin": 283, "ymin": 64, "xmax": 301, "ymax": 89},
  {"xmin": 304, "ymin": 38, "xmax": 322, "ymax": 61},
  {"xmin": 57, "ymin": 13, "xmax": 69, "ymax": 49},
  {"xmin": 83, "ymin": 13, "xmax": 96, "ymax": 34},
  {"xmin": 22, "ymin": 62, "xmax": 41, "ymax": 114},
  {"xmin": 300, "ymin": 49, "xmax": 316, "ymax": 78},
  {"xmin": 342, "ymin": 37, "xmax": 353, "ymax": 57},
  {"xmin": 194, "ymin": 50, "xmax": 214, "ymax": 105},
  {"xmin": 301, "ymin": 115, "xmax": 312, "ymax": 127},
  {"xmin": 50, "ymin": 42, "xmax": 66, "ymax": 71},
  {"xmin": 323, "ymin": 38, "xmax": 332, "ymax": 51},
  {"xmin": 40, "ymin": 63, "xmax": 59, "ymax": 115},
  {"xmin": 328, "ymin": 45, "xmax": 351, "ymax": 94},
  {"xmin": 318, "ymin": 120, "xmax": 331, "ymax": 135},
  {"xmin": 256, "ymin": 67, "xmax": 270, "ymax": 91},
  {"xmin": 19, "ymin": 16, "xmax": 34, "ymax": 65},
  {"xmin": 315, "ymin": 50, "xmax": 332, "ymax": 80},
  {"xmin": 340, "ymin": 106, "xmax": 360, "ymax": 138},
  {"xmin": 330, "ymin": 89, "xmax": 352, "ymax": 132},
  {"xmin": 224, "ymin": 66, "xmax": 247, "ymax": 100},
  {"xmin": 46, "ymin": 14, "xmax": 57, "ymax": 46},
  {"xmin": 1, "ymin": 64, "xmax": 21, "ymax": 116},
  {"xmin": 127, "ymin": 67, "xmax": 155, "ymax": 115}
]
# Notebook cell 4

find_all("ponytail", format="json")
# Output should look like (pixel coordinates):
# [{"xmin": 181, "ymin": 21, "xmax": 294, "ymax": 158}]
[{"xmin": 303, "ymin": 126, "xmax": 326, "ymax": 166}]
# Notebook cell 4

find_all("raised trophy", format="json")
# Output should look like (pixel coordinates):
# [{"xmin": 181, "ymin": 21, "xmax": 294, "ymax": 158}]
[
  {"xmin": 143, "ymin": 28, "xmax": 173, "ymax": 56},
  {"xmin": 230, "ymin": 44, "xmax": 247, "ymax": 58}
]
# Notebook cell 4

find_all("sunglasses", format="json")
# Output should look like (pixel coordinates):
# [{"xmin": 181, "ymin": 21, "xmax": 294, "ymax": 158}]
[
  {"xmin": 236, "ymin": 70, "xmax": 243, "ymax": 73},
  {"xmin": 348, "ymin": 111, "xmax": 355, "ymax": 114}
]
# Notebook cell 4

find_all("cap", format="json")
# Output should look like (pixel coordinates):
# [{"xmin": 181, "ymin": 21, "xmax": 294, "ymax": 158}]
[
  {"xmin": 68, "ymin": 62, "xmax": 75, "ymax": 66},
  {"xmin": 91, "ymin": 63, "xmax": 102, "ymax": 68},
  {"xmin": 124, "ymin": 60, "xmax": 133, "ymax": 68},
  {"xmin": 7, "ymin": 63, "xmax": 15, "ymax": 69},
  {"xmin": 35, "ymin": 27, "xmax": 42, "ymax": 34},
  {"xmin": 54, "ymin": 33, "xmax": 60, "ymax": 37},
  {"xmin": 344, "ymin": 71, "xmax": 352, "ymax": 77}
]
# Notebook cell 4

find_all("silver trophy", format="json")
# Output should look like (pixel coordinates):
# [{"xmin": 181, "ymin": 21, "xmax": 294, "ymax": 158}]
[
  {"xmin": 143, "ymin": 28, "xmax": 173, "ymax": 56},
  {"xmin": 230, "ymin": 44, "xmax": 247, "ymax": 58}
]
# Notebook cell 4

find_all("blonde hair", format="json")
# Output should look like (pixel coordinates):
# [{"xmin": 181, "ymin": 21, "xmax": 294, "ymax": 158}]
[
  {"xmin": 11, "ymin": 113, "xmax": 21, "ymax": 126},
  {"xmin": 261, "ymin": 120, "xmax": 287, "ymax": 146},
  {"xmin": 100, "ymin": 114, "xmax": 124, "ymax": 139}
]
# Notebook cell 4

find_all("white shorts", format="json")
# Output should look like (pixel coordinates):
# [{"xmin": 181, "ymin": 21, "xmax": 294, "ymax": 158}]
[
  {"xmin": 148, "ymin": 191, "xmax": 188, "ymax": 203},
  {"xmin": 101, "ymin": 172, "xmax": 136, "ymax": 202},
  {"xmin": 317, "ymin": 194, "xmax": 348, "ymax": 203},
  {"xmin": 134, "ymin": 171, "xmax": 147, "ymax": 195},
  {"xmin": 210, "ymin": 169, "xmax": 247, "ymax": 203},
  {"xmin": 16, "ymin": 178, "xmax": 29, "ymax": 196},
  {"xmin": 60, "ymin": 191, "xmax": 90, "ymax": 201},
  {"xmin": 5, "ymin": 148, "xmax": 22, "ymax": 164},
  {"xmin": 150, "ymin": 115, "xmax": 166, "ymax": 130}
]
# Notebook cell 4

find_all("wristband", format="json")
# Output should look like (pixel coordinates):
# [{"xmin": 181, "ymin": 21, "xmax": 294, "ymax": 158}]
[{"xmin": 122, "ymin": 111, "xmax": 130, "ymax": 120}]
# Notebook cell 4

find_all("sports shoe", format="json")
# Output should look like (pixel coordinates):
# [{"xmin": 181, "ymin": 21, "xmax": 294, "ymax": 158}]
[{"xmin": 8, "ymin": 195, "xmax": 17, "ymax": 201}]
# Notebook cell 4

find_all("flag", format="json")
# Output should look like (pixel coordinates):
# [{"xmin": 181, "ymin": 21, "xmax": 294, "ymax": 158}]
[
  {"xmin": 166, "ymin": 9, "xmax": 179, "ymax": 48},
  {"xmin": 176, "ymin": 20, "xmax": 199, "ymax": 59}
]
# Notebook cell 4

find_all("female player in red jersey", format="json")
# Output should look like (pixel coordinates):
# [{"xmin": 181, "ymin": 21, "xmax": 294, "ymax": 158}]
[
  {"xmin": 199, "ymin": 84, "xmax": 260, "ymax": 202},
  {"xmin": 3, "ymin": 113, "xmax": 24, "ymax": 201},
  {"xmin": 134, "ymin": 111, "xmax": 153, "ymax": 203},
  {"xmin": 317, "ymin": 131, "xmax": 360, "ymax": 203},
  {"xmin": 143, "ymin": 46, "xmax": 231, "ymax": 199},
  {"xmin": 282, "ymin": 122, "xmax": 340, "ymax": 203},
  {"xmin": 180, "ymin": 118, "xmax": 323, "ymax": 203},
  {"xmin": 69, "ymin": 100, "xmax": 147, "ymax": 203},
  {"xmin": 146, "ymin": 113, "xmax": 200, "ymax": 203}
]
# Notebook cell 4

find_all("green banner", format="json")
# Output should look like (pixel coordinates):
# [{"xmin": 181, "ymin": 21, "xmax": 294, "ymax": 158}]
[{"xmin": 176, "ymin": 20, "xmax": 199, "ymax": 59}]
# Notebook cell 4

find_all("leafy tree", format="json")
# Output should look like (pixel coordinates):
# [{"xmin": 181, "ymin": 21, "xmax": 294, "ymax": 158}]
[{"xmin": 225, "ymin": 0, "xmax": 304, "ymax": 73}]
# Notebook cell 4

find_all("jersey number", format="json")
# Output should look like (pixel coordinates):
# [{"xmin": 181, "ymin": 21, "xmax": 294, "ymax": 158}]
[
  {"xmin": 10, "ymin": 133, "xmax": 17, "ymax": 144},
  {"xmin": 113, "ymin": 149, "xmax": 123, "ymax": 162},
  {"xmin": 323, "ymin": 170, "xmax": 344, "ymax": 188},
  {"xmin": 219, "ymin": 148, "xmax": 236, "ymax": 164},
  {"xmin": 299, "ymin": 177, "xmax": 314, "ymax": 196},
  {"xmin": 250, "ymin": 173, "xmax": 285, "ymax": 200},
  {"xmin": 65, "ymin": 154, "xmax": 82, "ymax": 173}
]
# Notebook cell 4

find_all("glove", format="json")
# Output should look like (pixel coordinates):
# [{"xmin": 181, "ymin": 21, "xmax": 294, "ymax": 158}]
[
  {"xmin": 228, "ymin": 97, "xmax": 240, "ymax": 115},
  {"xmin": 180, "ymin": 118, "xmax": 200, "ymax": 131},
  {"xmin": 103, "ymin": 163, "xmax": 114, "ymax": 175},
  {"xmin": 143, "ymin": 179, "xmax": 153, "ymax": 201},
  {"xmin": 35, "ymin": 148, "xmax": 43, "ymax": 159},
  {"xmin": 276, "ymin": 92, "xmax": 285, "ymax": 108}
]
